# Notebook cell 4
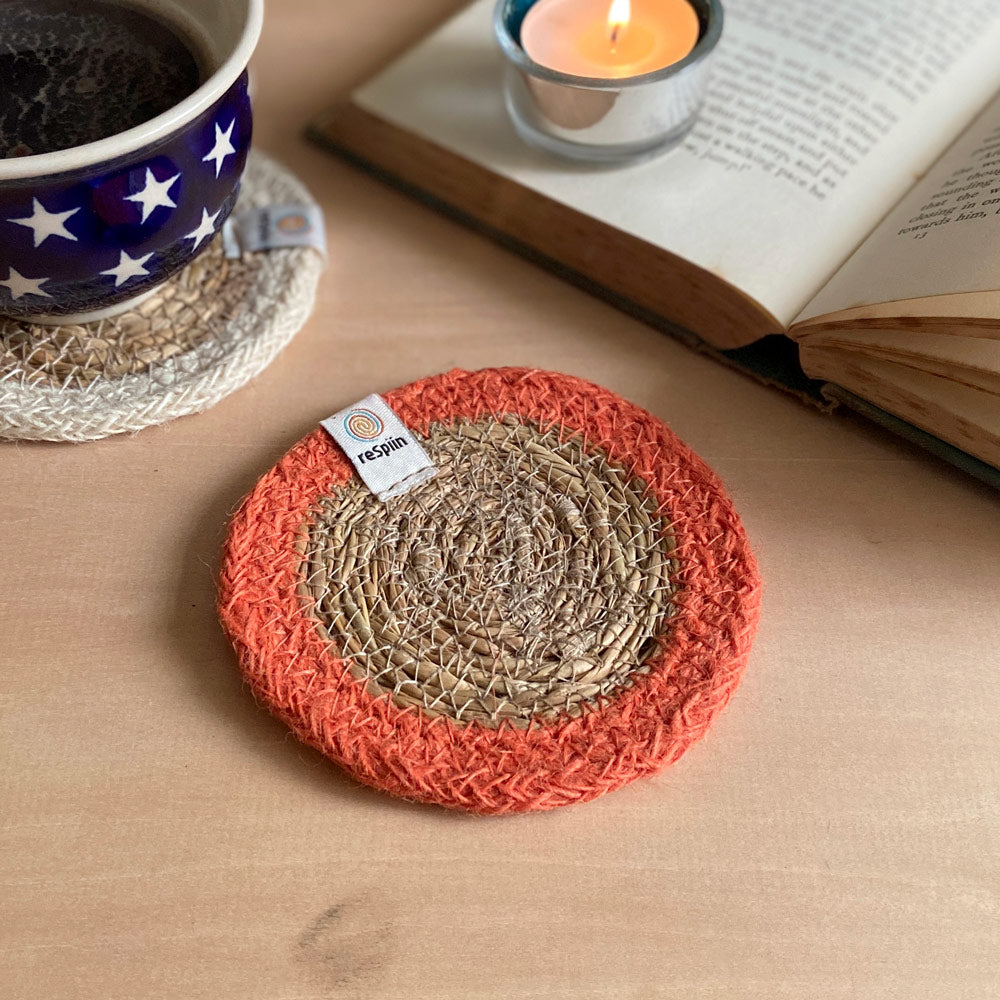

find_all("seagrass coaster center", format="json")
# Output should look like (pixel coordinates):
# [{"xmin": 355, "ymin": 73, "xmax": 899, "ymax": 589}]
[
  {"xmin": 0, "ymin": 237, "xmax": 261, "ymax": 388},
  {"xmin": 301, "ymin": 414, "xmax": 679, "ymax": 728}
]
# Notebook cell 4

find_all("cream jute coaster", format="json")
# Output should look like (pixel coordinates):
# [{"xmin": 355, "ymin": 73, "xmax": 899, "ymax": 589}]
[{"xmin": 0, "ymin": 150, "xmax": 324, "ymax": 441}]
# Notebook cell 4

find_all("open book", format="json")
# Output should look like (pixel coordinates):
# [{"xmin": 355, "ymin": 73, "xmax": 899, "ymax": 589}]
[{"xmin": 311, "ymin": 0, "xmax": 1000, "ymax": 476}]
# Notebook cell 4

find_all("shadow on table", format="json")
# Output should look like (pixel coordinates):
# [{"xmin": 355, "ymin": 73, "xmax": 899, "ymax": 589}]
[{"xmin": 162, "ymin": 443, "xmax": 441, "ymax": 820}]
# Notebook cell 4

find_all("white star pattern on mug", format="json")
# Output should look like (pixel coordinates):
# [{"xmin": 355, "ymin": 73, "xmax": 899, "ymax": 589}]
[
  {"xmin": 203, "ymin": 120, "xmax": 236, "ymax": 177},
  {"xmin": 7, "ymin": 199, "xmax": 80, "ymax": 247},
  {"xmin": 125, "ymin": 168, "xmax": 181, "ymax": 223},
  {"xmin": 101, "ymin": 250, "xmax": 154, "ymax": 287},
  {"xmin": 185, "ymin": 207, "xmax": 221, "ymax": 250},
  {"xmin": 0, "ymin": 267, "xmax": 51, "ymax": 299}
]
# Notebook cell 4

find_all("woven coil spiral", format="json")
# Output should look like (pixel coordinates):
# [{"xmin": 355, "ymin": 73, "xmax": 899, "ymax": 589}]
[
  {"xmin": 302, "ymin": 414, "xmax": 678, "ymax": 728},
  {"xmin": 220, "ymin": 368, "xmax": 762, "ymax": 814},
  {"xmin": 0, "ymin": 150, "xmax": 323, "ymax": 441}
]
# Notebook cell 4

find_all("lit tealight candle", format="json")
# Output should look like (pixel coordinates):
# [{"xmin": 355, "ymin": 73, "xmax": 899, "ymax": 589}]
[{"xmin": 521, "ymin": 0, "xmax": 700, "ymax": 80}]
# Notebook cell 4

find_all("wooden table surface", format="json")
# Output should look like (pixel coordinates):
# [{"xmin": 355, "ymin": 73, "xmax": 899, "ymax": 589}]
[{"xmin": 3, "ymin": 3, "xmax": 1000, "ymax": 997}]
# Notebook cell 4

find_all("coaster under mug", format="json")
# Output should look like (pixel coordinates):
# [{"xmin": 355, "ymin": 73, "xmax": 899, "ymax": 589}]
[{"xmin": 0, "ymin": 150, "xmax": 323, "ymax": 441}]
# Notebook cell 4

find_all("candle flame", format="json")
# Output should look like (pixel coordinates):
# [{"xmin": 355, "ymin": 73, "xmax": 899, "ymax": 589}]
[{"xmin": 608, "ymin": 0, "xmax": 630, "ymax": 45}]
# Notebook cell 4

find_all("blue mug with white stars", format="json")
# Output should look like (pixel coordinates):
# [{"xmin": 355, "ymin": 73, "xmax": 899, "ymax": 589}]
[{"xmin": 0, "ymin": 0, "xmax": 263, "ymax": 324}]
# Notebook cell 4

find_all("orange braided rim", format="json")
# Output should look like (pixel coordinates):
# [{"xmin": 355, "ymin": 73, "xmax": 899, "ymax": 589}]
[{"xmin": 218, "ymin": 368, "xmax": 761, "ymax": 814}]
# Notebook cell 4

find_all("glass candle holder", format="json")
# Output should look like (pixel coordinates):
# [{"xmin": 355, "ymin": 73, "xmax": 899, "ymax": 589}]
[{"xmin": 494, "ymin": 0, "xmax": 723, "ymax": 165}]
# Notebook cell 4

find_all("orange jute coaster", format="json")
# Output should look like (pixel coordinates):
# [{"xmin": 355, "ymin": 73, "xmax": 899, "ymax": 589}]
[{"xmin": 218, "ymin": 368, "xmax": 761, "ymax": 814}]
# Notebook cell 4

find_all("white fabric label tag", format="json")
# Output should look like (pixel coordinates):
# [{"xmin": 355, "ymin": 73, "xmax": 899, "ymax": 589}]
[
  {"xmin": 222, "ymin": 204, "xmax": 327, "ymax": 258},
  {"xmin": 321, "ymin": 395, "xmax": 436, "ymax": 502}
]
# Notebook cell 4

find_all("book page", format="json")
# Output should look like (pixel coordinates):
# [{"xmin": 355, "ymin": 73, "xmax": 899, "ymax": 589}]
[
  {"xmin": 799, "ymin": 328, "xmax": 1000, "ymax": 394},
  {"xmin": 354, "ymin": 0, "xmax": 1000, "ymax": 327},
  {"xmin": 795, "ymin": 290, "xmax": 1000, "ymax": 329},
  {"xmin": 798, "ymin": 345, "xmax": 1000, "ymax": 467},
  {"xmin": 798, "ymin": 90, "xmax": 1000, "ymax": 323}
]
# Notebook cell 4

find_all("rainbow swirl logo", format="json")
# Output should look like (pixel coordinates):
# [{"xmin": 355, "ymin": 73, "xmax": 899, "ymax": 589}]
[
  {"xmin": 277, "ymin": 211, "xmax": 310, "ymax": 234},
  {"xmin": 343, "ymin": 408, "xmax": 384, "ymax": 441}
]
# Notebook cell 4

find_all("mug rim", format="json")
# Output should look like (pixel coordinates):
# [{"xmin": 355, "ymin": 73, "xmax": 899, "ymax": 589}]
[{"xmin": 0, "ymin": 0, "xmax": 264, "ymax": 182}]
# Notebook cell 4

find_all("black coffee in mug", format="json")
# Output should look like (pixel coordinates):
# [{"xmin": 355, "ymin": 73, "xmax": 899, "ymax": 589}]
[{"xmin": 0, "ymin": 0, "xmax": 207, "ymax": 158}]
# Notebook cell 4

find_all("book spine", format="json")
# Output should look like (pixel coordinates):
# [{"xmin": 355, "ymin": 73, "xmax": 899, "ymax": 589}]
[{"xmin": 821, "ymin": 384, "xmax": 1000, "ymax": 491}]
